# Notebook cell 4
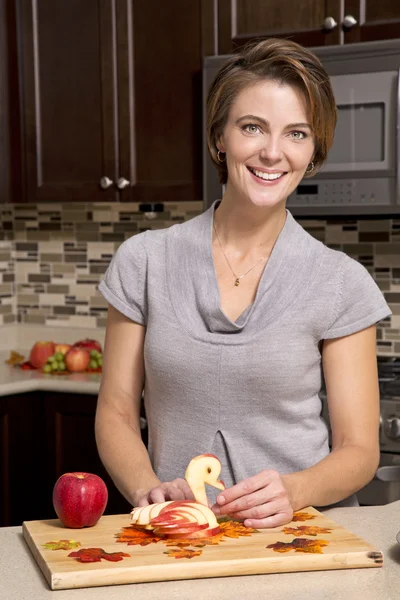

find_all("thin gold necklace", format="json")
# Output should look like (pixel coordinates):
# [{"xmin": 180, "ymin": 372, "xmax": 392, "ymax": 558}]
[{"xmin": 213, "ymin": 221, "xmax": 267, "ymax": 287}]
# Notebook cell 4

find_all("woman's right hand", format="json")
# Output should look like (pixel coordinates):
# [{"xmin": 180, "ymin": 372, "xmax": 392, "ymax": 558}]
[{"xmin": 134, "ymin": 478, "xmax": 196, "ymax": 506}]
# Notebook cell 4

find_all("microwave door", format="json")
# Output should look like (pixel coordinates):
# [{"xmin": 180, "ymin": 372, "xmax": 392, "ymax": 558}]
[{"xmin": 318, "ymin": 71, "xmax": 397, "ymax": 177}]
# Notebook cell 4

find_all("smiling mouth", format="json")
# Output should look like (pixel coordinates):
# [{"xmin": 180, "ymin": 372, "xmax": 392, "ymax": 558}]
[{"xmin": 247, "ymin": 167, "xmax": 286, "ymax": 182}]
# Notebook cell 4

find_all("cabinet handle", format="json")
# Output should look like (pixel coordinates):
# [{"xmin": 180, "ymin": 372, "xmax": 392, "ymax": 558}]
[
  {"xmin": 100, "ymin": 176, "xmax": 114, "ymax": 189},
  {"xmin": 342, "ymin": 15, "xmax": 357, "ymax": 29},
  {"xmin": 323, "ymin": 16, "xmax": 337, "ymax": 31},
  {"xmin": 117, "ymin": 177, "xmax": 131, "ymax": 190}
]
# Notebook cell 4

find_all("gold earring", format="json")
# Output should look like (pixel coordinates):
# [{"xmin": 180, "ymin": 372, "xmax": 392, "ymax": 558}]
[
  {"xmin": 217, "ymin": 150, "xmax": 226, "ymax": 163},
  {"xmin": 306, "ymin": 161, "xmax": 315, "ymax": 173}
]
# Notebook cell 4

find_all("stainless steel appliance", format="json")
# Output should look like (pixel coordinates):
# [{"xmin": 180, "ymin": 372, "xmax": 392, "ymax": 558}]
[
  {"xmin": 321, "ymin": 357, "xmax": 400, "ymax": 506},
  {"xmin": 203, "ymin": 39, "xmax": 400, "ymax": 217}
]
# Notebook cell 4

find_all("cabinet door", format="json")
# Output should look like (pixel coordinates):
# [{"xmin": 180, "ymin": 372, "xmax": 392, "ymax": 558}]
[
  {"xmin": 217, "ymin": 0, "xmax": 341, "ymax": 53},
  {"xmin": 44, "ymin": 393, "xmax": 133, "ymax": 517},
  {"xmin": 0, "ymin": 392, "xmax": 46, "ymax": 527},
  {"xmin": 18, "ymin": 0, "xmax": 119, "ymax": 202},
  {"xmin": 343, "ymin": 0, "xmax": 400, "ymax": 43},
  {"xmin": 0, "ymin": 397, "xmax": 9, "ymax": 525},
  {"xmin": 115, "ymin": 0, "xmax": 203, "ymax": 202}
]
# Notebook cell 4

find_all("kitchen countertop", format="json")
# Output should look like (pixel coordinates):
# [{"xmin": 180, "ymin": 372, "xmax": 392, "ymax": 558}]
[
  {"xmin": 0, "ymin": 351, "xmax": 101, "ymax": 396},
  {"xmin": 0, "ymin": 501, "xmax": 399, "ymax": 600},
  {"xmin": 0, "ymin": 325, "xmax": 105, "ymax": 397}
]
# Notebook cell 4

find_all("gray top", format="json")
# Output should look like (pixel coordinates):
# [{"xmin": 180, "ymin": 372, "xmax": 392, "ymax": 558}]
[{"xmin": 98, "ymin": 202, "xmax": 391, "ymax": 507}]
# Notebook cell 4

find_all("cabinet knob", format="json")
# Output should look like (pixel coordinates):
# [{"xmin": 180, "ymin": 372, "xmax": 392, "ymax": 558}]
[
  {"xmin": 323, "ymin": 16, "xmax": 337, "ymax": 31},
  {"xmin": 342, "ymin": 15, "xmax": 357, "ymax": 29},
  {"xmin": 117, "ymin": 177, "xmax": 131, "ymax": 190},
  {"xmin": 100, "ymin": 176, "xmax": 114, "ymax": 189}
]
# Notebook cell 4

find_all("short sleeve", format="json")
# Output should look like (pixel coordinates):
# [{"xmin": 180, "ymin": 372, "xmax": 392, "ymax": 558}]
[
  {"xmin": 322, "ymin": 255, "xmax": 391, "ymax": 339},
  {"xmin": 97, "ymin": 234, "xmax": 147, "ymax": 325}
]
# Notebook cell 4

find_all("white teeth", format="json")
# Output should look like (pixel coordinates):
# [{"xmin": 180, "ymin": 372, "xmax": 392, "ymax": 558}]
[{"xmin": 250, "ymin": 168, "xmax": 284, "ymax": 181}]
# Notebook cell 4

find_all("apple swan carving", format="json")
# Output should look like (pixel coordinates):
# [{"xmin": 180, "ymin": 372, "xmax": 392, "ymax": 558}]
[{"xmin": 130, "ymin": 454, "xmax": 225, "ymax": 539}]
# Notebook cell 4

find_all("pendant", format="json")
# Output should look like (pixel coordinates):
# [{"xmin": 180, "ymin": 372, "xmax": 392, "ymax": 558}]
[{"xmin": 234, "ymin": 278, "xmax": 240, "ymax": 287}]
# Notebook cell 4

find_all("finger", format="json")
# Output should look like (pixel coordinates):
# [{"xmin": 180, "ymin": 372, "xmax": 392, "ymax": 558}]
[
  {"xmin": 242, "ymin": 509, "xmax": 293, "ymax": 530},
  {"xmin": 227, "ymin": 501, "xmax": 293, "ymax": 525},
  {"xmin": 167, "ymin": 485, "xmax": 187, "ymax": 501},
  {"xmin": 148, "ymin": 487, "xmax": 167, "ymax": 503},
  {"xmin": 136, "ymin": 496, "xmax": 150, "ymax": 507},
  {"xmin": 174, "ymin": 479, "xmax": 196, "ymax": 500},
  {"xmin": 214, "ymin": 488, "xmax": 269, "ymax": 515},
  {"xmin": 216, "ymin": 470, "xmax": 275, "ymax": 506}
]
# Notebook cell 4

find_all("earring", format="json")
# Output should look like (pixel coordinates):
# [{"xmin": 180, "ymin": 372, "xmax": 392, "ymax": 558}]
[
  {"xmin": 306, "ymin": 161, "xmax": 315, "ymax": 173},
  {"xmin": 217, "ymin": 150, "xmax": 226, "ymax": 163}
]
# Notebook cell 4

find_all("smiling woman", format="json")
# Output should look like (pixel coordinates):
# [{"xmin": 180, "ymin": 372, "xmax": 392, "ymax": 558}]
[{"xmin": 95, "ymin": 38, "xmax": 391, "ymax": 531}]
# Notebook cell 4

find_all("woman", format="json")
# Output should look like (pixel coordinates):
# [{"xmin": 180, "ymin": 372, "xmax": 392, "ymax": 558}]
[{"xmin": 96, "ymin": 38, "xmax": 391, "ymax": 529}]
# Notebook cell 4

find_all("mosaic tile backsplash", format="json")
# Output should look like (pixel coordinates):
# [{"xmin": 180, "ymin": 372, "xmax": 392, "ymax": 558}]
[{"xmin": 0, "ymin": 202, "xmax": 399, "ymax": 356}]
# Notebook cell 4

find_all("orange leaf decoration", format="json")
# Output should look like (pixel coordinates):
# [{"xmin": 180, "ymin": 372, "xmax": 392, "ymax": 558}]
[
  {"xmin": 117, "ymin": 526, "xmax": 163, "ymax": 546},
  {"xmin": 267, "ymin": 538, "xmax": 329, "ymax": 554},
  {"xmin": 165, "ymin": 548, "xmax": 202, "ymax": 559},
  {"xmin": 68, "ymin": 548, "xmax": 130, "ymax": 563},
  {"xmin": 283, "ymin": 526, "xmax": 333, "ymax": 537},
  {"xmin": 291, "ymin": 512, "xmax": 317, "ymax": 522}
]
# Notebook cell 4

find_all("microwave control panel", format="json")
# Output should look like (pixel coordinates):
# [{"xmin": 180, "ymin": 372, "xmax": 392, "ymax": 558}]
[{"xmin": 287, "ymin": 178, "xmax": 392, "ymax": 207}]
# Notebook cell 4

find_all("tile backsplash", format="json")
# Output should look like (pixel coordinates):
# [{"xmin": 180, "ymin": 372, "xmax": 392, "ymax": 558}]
[{"xmin": 0, "ymin": 202, "xmax": 399, "ymax": 356}]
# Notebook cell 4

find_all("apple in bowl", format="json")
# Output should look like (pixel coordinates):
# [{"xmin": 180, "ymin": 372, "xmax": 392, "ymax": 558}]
[
  {"xmin": 52, "ymin": 472, "xmax": 108, "ymax": 528},
  {"xmin": 64, "ymin": 347, "xmax": 91, "ymax": 373},
  {"xmin": 29, "ymin": 341, "xmax": 56, "ymax": 369}
]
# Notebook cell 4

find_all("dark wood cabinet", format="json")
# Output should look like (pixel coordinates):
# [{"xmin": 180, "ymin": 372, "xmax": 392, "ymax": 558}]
[
  {"xmin": 0, "ymin": 390, "xmax": 146, "ymax": 527},
  {"xmin": 214, "ymin": 0, "xmax": 400, "ymax": 53},
  {"xmin": 14, "ymin": 0, "xmax": 209, "ymax": 203},
  {"xmin": 344, "ymin": 0, "xmax": 400, "ymax": 43}
]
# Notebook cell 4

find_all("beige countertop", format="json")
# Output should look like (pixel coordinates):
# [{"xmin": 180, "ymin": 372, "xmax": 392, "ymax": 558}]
[
  {"xmin": 0, "ymin": 325, "xmax": 104, "ymax": 397},
  {"xmin": 0, "ymin": 501, "xmax": 399, "ymax": 600}
]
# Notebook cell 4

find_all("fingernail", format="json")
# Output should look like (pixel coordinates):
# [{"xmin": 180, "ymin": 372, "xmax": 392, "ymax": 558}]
[
  {"xmin": 217, "ymin": 495, "xmax": 225, "ymax": 504},
  {"xmin": 213, "ymin": 506, "xmax": 220, "ymax": 514}
]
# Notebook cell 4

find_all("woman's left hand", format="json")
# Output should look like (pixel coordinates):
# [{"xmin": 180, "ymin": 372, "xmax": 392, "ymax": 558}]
[{"xmin": 211, "ymin": 469, "xmax": 294, "ymax": 529}]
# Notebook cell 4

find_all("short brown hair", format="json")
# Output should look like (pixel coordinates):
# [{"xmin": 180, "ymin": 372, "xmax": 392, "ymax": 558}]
[{"xmin": 206, "ymin": 38, "xmax": 337, "ymax": 185}]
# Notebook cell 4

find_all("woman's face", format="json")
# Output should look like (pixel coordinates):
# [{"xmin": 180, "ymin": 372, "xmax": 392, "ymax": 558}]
[{"xmin": 218, "ymin": 79, "xmax": 315, "ymax": 209}]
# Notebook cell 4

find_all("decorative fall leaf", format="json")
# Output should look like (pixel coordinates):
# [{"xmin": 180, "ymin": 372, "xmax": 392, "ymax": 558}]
[
  {"xmin": 219, "ymin": 520, "xmax": 258, "ymax": 538},
  {"xmin": 267, "ymin": 538, "xmax": 329, "ymax": 554},
  {"xmin": 117, "ymin": 526, "xmax": 163, "ymax": 546},
  {"xmin": 68, "ymin": 548, "xmax": 130, "ymax": 563},
  {"xmin": 291, "ymin": 512, "xmax": 317, "ymax": 522},
  {"xmin": 5, "ymin": 350, "xmax": 25, "ymax": 366},
  {"xmin": 283, "ymin": 526, "xmax": 333, "ymax": 537},
  {"xmin": 42, "ymin": 539, "xmax": 81, "ymax": 551},
  {"xmin": 165, "ymin": 548, "xmax": 202, "ymax": 559}
]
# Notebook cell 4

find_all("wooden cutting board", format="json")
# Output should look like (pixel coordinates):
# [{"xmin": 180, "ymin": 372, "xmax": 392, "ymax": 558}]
[{"xmin": 22, "ymin": 507, "xmax": 383, "ymax": 591}]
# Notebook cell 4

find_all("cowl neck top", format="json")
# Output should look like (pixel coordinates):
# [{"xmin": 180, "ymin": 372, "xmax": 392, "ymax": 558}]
[{"xmin": 166, "ymin": 200, "xmax": 320, "ymax": 341}]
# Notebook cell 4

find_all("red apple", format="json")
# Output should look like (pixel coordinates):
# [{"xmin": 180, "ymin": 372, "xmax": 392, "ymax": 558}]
[
  {"xmin": 64, "ymin": 347, "xmax": 90, "ymax": 372},
  {"xmin": 29, "ymin": 341, "xmax": 56, "ymax": 368},
  {"xmin": 52, "ymin": 472, "xmax": 108, "ymax": 528},
  {"xmin": 54, "ymin": 343, "xmax": 72, "ymax": 355},
  {"xmin": 73, "ymin": 338, "xmax": 102, "ymax": 353}
]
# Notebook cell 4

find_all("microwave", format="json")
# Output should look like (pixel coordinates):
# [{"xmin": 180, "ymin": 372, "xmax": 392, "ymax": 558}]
[{"xmin": 202, "ymin": 39, "xmax": 400, "ymax": 217}]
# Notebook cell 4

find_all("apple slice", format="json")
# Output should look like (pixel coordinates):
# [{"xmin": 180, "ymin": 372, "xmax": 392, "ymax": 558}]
[
  {"xmin": 135, "ymin": 505, "xmax": 156, "ymax": 526},
  {"xmin": 130, "ymin": 506, "xmax": 144, "ymax": 524},
  {"xmin": 185, "ymin": 454, "xmax": 225, "ymax": 506}
]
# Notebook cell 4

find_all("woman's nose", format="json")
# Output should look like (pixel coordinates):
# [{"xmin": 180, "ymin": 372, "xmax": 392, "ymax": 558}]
[{"xmin": 259, "ymin": 135, "xmax": 283, "ymax": 162}]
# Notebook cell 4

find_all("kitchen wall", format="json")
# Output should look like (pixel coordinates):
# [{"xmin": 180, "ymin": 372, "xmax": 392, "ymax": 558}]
[{"xmin": 0, "ymin": 202, "xmax": 399, "ymax": 356}]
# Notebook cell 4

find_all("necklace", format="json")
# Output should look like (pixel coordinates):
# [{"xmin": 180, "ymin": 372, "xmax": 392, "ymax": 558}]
[{"xmin": 213, "ymin": 221, "xmax": 267, "ymax": 287}]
